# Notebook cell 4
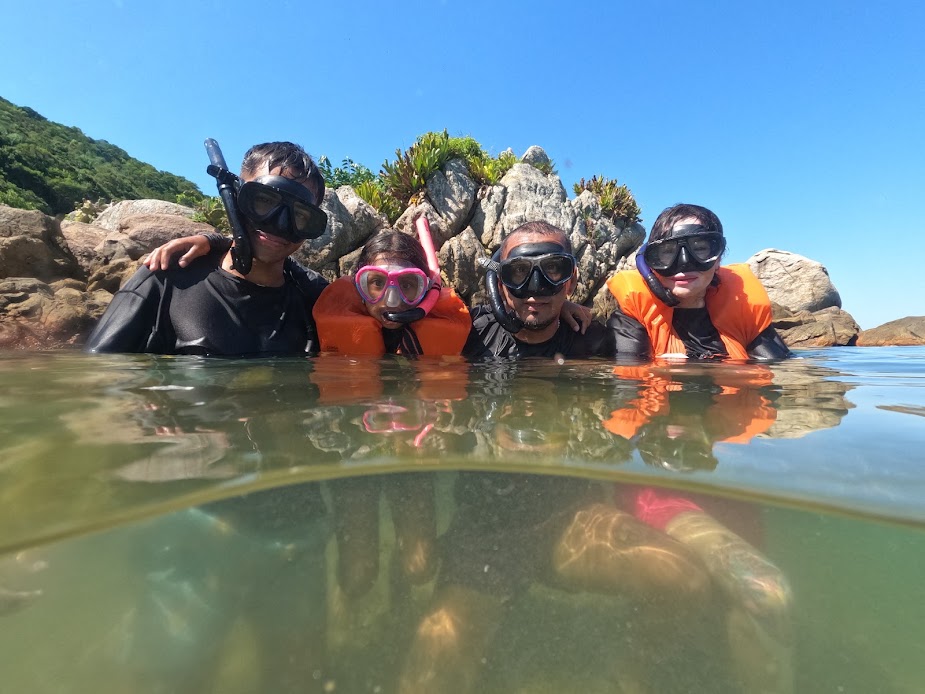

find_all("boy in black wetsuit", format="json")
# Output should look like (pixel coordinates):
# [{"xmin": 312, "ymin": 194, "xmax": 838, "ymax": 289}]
[
  {"xmin": 85, "ymin": 141, "xmax": 328, "ymax": 356},
  {"xmin": 85, "ymin": 142, "xmax": 332, "ymax": 693},
  {"xmin": 462, "ymin": 221, "xmax": 615, "ymax": 360}
]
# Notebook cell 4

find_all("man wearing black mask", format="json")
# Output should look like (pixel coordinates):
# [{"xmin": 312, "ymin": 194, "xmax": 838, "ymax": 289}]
[{"xmin": 463, "ymin": 220, "xmax": 615, "ymax": 360}]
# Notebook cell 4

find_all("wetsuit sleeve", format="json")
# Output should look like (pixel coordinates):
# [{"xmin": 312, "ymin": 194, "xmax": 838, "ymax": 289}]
[
  {"xmin": 745, "ymin": 326, "xmax": 793, "ymax": 360},
  {"xmin": 606, "ymin": 305, "xmax": 651, "ymax": 358},
  {"xmin": 204, "ymin": 232, "xmax": 232, "ymax": 254},
  {"xmin": 84, "ymin": 266, "xmax": 165, "ymax": 353},
  {"xmin": 581, "ymin": 321, "xmax": 617, "ymax": 358}
]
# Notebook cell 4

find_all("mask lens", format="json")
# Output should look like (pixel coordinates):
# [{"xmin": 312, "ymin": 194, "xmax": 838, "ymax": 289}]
[
  {"xmin": 396, "ymin": 272, "xmax": 427, "ymax": 304},
  {"xmin": 292, "ymin": 203, "xmax": 318, "ymax": 234},
  {"xmin": 645, "ymin": 239, "xmax": 680, "ymax": 270},
  {"xmin": 356, "ymin": 268, "xmax": 389, "ymax": 303},
  {"xmin": 538, "ymin": 255, "xmax": 574, "ymax": 283},
  {"xmin": 249, "ymin": 189, "xmax": 282, "ymax": 217},
  {"xmin": 687, "ymin": 234, "xmax": 724, "ymax": 262},
  {"xmin": 500, "ymin": 258, "xmax": 534, "ymax": 288}
]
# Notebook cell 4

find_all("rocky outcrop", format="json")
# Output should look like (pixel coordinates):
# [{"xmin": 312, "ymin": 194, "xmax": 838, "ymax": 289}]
[
  {"xmin": 856, "ymin": 316, "xmax": 925, "ymax": 346},
  {"xmin": 769, "ymin": 304, "xmax": 860, "ymax": 348},
  {"xmin": 0, "ymin": 206, "xmax": 82, "ymax": 282},
  {"xmin": 747, "ymin": 249, "xmax": 841, "ymax": 312},
  {"xmin": 747, "ymin": 249, "xmax": 858, "ymax": 347},
  {"xmin": 0, "ymin": 146, "xmax": 862, "ymax": 350}
]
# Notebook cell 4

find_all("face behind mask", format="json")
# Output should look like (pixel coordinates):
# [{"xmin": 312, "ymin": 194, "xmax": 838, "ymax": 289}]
[
  {"xmin": 498, "ymin": 242, "xmax": 575, "ymax": 299},
  {"xmin": 236, "ymin": 175, "xmax": 328, "ymax": 242}
]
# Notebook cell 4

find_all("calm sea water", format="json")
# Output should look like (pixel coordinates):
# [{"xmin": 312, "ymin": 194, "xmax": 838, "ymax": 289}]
[{"xmin": 0, "ymin": 347, "xmax": 923, "ymax": 693}]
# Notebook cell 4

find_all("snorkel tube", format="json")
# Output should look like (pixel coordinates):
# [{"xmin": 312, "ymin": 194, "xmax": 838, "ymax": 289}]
[
  {"xmin": 381, "ymin": 215, "xmax": 443, "ymax": 324},
  {"xmin": 204, "ymin": 138, "xmax": 252, "ymax": 275},
  {"xmin": 478, "ymin": 250, "xmax": 525, "ymax": 334},
  {"xmin": 635, "ymin": 244, "xmax": 680, "ymax": 307}
]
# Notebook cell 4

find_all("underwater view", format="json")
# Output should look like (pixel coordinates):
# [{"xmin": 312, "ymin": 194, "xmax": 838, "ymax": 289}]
[{"xmin": 0, "ymin": 347, "xmax": 923, "ymax": 693}]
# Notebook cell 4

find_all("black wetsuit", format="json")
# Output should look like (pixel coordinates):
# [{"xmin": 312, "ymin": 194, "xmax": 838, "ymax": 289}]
[
  {"xmin": 607, "ymin": 304, "xmax": 792, "ymax": 360},
  {"xmin": 85, "ymin": 249, "xmax": 327, "ymax": 356},
  {"xmin": 463, "ymin": 305, "xmax": 616, "ymax": 360}
]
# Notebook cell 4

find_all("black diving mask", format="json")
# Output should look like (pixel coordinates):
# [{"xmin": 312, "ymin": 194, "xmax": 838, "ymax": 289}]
[
  {"xmin": 643, "ymin": 225, "xmax": 725, "ymax": 276},
  {"xmin": 236, "ymin": 175, "xmax": 328, "ymax": 242},
  {"xmin": 498, "ymin": 243, "xmax": 575, "ymax": 299}
]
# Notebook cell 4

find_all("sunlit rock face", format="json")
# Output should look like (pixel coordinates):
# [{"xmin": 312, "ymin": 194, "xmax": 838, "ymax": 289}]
[
  {"xmin": 747, "ymin": 249, "xmax": 841, "ymax": 313},
  {"xmin": 857, "ymin": 316, "xmax": 925, "ymax": 346},
  {"xmin": 746, "ymin": 249, "xmax": 858, "ymax": 347}
]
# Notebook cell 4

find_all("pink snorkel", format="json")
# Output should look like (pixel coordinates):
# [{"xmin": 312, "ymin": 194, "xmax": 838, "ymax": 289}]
[{"xmin": 381, "ymin": 215, "xmax": 443, "ymax": 324}]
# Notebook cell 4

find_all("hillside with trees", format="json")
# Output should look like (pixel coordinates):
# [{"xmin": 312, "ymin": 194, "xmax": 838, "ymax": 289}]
[{"xmin": 0, "ymin": 96, "xmax": 202, "ymax": 216}]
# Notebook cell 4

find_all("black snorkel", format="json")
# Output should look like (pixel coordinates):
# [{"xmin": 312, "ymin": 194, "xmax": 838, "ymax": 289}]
[
  {"xmin": 478, "ymin": 250, "xmax": 525, "ymax": 333},
  {"xmin": 204, "ymin": 138, "xmax": 252, "ymax": 275},
  {"xmin": 635, "ymin": 244, "xmax": 680, "ymax": 307}
]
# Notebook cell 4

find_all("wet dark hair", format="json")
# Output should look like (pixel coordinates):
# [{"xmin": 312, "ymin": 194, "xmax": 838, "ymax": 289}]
[
  {"xmin": 240, "ymin": 142, "xmax": 325, "ymax": 206},
  {"xmin": 648, "ymin": 204, "xmax": 724, "ymax": 243},
  {"xmin": 501, "ymin": 221, "xmax": 573, "ymax": 257},
  {"xmin": 355, "ymin": 230, "xmax": 429, "ymax": 273}
]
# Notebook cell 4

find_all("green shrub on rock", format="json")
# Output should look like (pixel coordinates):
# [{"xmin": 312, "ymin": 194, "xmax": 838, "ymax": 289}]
[{"xmin": 573, "ymin": 175, "xmax": 641, "ymax": 227}]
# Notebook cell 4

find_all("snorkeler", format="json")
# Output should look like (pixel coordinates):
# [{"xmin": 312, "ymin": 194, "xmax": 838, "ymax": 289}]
[
  {"xmin": 463, "ymin": 221, "xmax": 615, "ymax": 360},
  {"xmin": 86, "ymin": 141, "xmax": 328, "ymax": 355},
  {"xmin": 85, "ymin": 141, "xmax": 333, "ymax": 692},
  {"xmin": 607, "ymin": 365, "xmax": 794, "ymax": 693},
  {"xmin": 312, "ymin": 220, "xmax": 471, "ymax": 356},
  {"xmin": 606, "ymin": 203, "xmax": 792, "ymax": 360},
  {"xmin": 313, "ymin": 224, "xmax": 470, "ymax": 602}
]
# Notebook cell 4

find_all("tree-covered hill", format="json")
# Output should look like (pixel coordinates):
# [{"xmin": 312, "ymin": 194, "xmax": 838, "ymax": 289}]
[{"xmin": 0, "ymin": 97, "xmax": 202, "ymax": 216}]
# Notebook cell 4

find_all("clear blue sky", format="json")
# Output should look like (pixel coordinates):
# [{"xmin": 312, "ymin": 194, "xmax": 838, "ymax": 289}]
[{"xmin": 2, "ymin": 0, "xmax": 922, "ymax": 329}]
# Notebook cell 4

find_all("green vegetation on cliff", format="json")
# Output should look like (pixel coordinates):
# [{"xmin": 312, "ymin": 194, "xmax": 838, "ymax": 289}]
[{"xmin": 0, "ymin": 97, "xmax": 203, "ymax": 216}]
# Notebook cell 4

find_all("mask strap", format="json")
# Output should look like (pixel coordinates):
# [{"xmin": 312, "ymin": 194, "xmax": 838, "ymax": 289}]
[
  {"xmin": 479, "ymin": 249, "xmax": 524, "ymax": 333},
  {"xmin": 636, "ymin": 244, "xmax": 679, "ymax": 307},
  {"xmin": 382, "ymin": 215, "xmax": 443, "ymax": 324}
]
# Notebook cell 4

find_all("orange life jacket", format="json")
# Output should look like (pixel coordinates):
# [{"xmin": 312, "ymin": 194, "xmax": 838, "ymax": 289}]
[
  {"xmin": 312, "ymin": 276, "xmax": 471, "ymax": 357},
  {"xmin": 606, "ymin": 264, "xmax": 772, "ymax": 359}
]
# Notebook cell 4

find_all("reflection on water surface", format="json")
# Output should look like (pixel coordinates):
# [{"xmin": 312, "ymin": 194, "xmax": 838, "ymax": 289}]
[{"xmin": 0, "ymin": 347, "xmax": 923, "ymax": 692}]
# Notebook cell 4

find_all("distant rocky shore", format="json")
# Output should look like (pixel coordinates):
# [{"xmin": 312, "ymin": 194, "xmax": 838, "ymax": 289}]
[{"xmin": 0, "ymin": 147, "xmax": 917, "ymax": 350}]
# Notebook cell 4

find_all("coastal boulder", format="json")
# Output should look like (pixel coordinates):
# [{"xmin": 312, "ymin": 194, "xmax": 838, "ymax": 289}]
[
  {"xmin": 0, "ymin": 206, "xmax": 81, "ymax": 282},
  {"xmin": 772, "ymin": 304, "xmax": 860, "ymax": 348},
  {"xmin": 857, "ymin": 316, "xmax": 925, "ymax": 346},
  {"xmin": 92, "ymin": 199, "xmax": 195, "ymax": 232},
  {"xmin": 747, "ymin": 249, "xmax": 841, "ymax": 313}
]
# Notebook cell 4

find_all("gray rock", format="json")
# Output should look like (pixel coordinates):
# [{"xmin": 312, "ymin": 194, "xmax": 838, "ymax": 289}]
[
  {"xmin": 93, "ymin": 199, "xmax": 195, "ymax": 232},
  {"xmin": 747, "ymin": 249, "xmax": 841, "ymax": 313},
  {"xmin": 440, "ymin": 227, "xmax": 487, "ymax": 303},
  {"xmin": 497, "ymin": 164, "xmax": 575, "ymax": 238},
  {"xmin": 295, "ymin": 187, "xmax": 378, "ymax": 269},
  {"xmin": 470, "ymin": 185, "xmax": 506, "ymax": 248},
  {"xmin": 520, "ymin": 145, "xmax": 551, "ymax": 169},
  {"xmin": 394, "ymin": 158, "xmax": 478, "ymax": 248}
]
